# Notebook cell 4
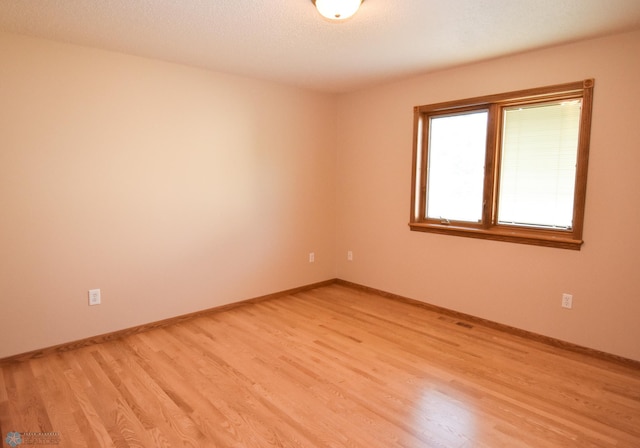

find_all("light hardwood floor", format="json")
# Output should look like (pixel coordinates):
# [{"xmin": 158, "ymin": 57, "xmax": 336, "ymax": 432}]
[{"xmin": 1, "ymin": 284, "xmax": 639, "ymax": 447}]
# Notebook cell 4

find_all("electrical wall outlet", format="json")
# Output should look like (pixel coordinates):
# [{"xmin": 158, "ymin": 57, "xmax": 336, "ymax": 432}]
[
  {"xmin": 309, "ymin": 252, "xmax": 315, "ymax": 263},
  {"xmin": 89, "ymin": 289, "xmax": 101, "ymax": 306},
  {"xmin": 347, "ymin": 250, "xmax": 353, "ymax": 261},
  {"xmin": 561, "ymin": 293, "xmax": 573, "ymax": 309}
]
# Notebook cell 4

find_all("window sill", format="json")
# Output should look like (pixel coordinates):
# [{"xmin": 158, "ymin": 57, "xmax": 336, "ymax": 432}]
[{"xmin": 409, "ymin": 222, "xmax": 583, "ymax": 250}]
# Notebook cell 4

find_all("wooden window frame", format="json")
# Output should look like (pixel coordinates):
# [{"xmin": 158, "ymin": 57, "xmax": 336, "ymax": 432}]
[{"xmin": 409, "ymin": 79, "xmax": 594, "ymax": 250}]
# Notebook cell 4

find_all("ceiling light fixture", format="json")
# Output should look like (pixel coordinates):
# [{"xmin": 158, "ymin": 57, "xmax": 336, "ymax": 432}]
[{"xmin": 312, "ymin": 0, "xmax": 364, "ymax": 21}]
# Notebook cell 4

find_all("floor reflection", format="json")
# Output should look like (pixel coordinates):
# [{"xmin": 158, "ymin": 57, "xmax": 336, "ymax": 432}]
[{"xmin": 413, "ymin": 388, "xmax": 475, "ymax": 447}]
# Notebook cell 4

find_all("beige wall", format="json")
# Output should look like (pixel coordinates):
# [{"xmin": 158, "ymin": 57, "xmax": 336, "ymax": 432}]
[
  {"xmin": 0, "ymin": 32, "xmax": 337, "ymax": 358},
  {"xmin": 335, "ymin": 30, "xmax": 640, "ymax": 361},
  {"xmin": 2, "ymin": 29, "xmax": 640, "ymax": 363}
]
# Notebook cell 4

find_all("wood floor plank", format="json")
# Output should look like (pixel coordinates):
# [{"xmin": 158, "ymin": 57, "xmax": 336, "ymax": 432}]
[
  {"xmin": 30, "ymin": 355, "xmax": 85, "ymax": 447},
  {"xmin": 58, "ymin": 351, "xmax": 114, "ymax": 447},
  {"xmin": 1, "ymin": 283, "xmax": 640, "ymax": 447}
]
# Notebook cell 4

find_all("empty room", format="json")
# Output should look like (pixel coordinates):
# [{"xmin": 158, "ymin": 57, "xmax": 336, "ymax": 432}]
[{"xmin": 1, "ymin": 1, "xmax": 640, "ymax": 447}]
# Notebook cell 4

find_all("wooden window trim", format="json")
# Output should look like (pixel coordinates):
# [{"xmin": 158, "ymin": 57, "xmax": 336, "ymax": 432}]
[{"xmin": 410, "ymin": 79, "xmax": 594, "ymax": 250}]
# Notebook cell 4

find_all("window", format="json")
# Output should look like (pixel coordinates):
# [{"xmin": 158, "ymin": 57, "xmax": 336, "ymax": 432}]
[{"xmin": 410, "ymin": 80, "xmax": 594, "ymax": 250}]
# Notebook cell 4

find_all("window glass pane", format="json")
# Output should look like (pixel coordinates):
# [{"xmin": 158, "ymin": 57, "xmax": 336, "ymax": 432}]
[
  {"xmin": 426, "ymin": 111, "xmax": 488, "ymax": 222},
  {"xmin": 498, "ymin": 100, "xmax": 581, "ymax": 229}
]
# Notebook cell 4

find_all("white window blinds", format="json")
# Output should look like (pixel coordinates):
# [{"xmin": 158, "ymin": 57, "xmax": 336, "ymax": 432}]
[{"xmin": 498, "ymin": 100, "xmax": 582, "ymax": 229}]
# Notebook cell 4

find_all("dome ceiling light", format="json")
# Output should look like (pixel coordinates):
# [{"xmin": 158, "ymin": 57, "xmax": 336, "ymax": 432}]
[{"xmin": 312, "ymin": 0, "xmax": 364, "ymax": 21}]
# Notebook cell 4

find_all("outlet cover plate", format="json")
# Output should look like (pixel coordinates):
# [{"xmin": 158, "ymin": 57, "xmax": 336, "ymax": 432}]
[
  {"xmin": 89, "ymin": 289, "xmax": 101, "ymax": 306},
  {"xmin": 562, "ymin": 293, "xmax": 573, "ymax": 309}
]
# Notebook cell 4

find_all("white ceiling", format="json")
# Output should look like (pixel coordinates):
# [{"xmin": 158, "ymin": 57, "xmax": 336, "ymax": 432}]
[{"xmin": 2, "ymin": 0, "xmax": 640, "ymax": 93}]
